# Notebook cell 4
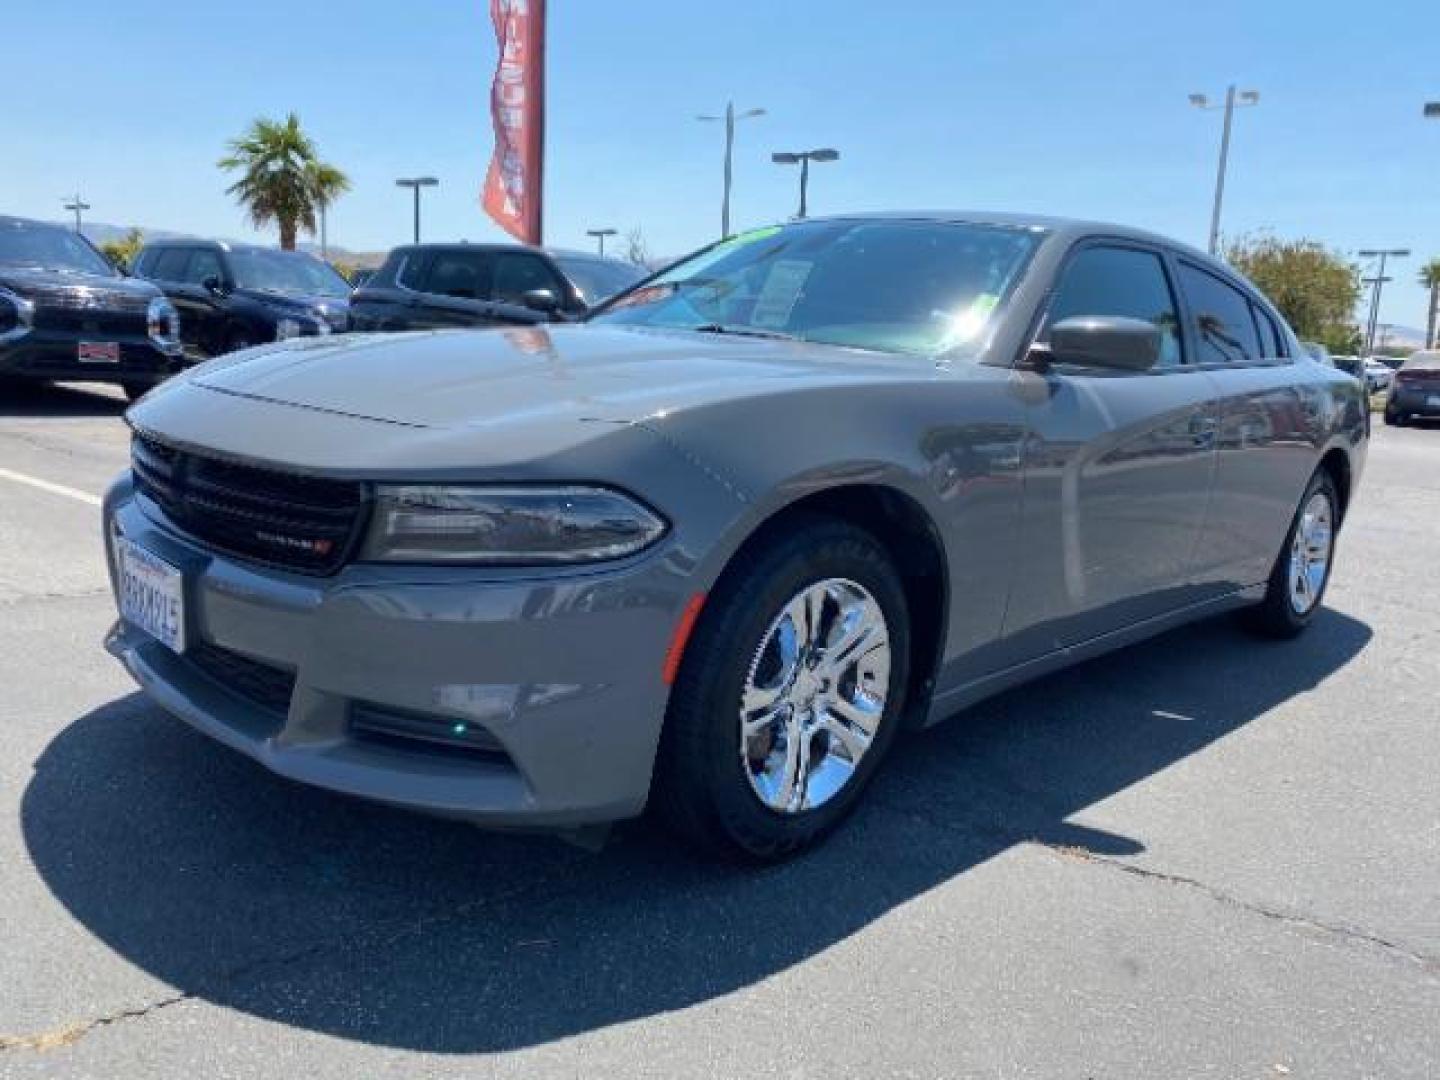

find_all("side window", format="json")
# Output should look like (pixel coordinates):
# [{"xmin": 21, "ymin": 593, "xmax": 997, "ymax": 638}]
[
  {"xmin": 132, "ymin": 249, "xmax": 155, "ymax": 276},
  {"xmin": 187, "ymin": 249, "xmax": 225, "ymax": 286},
  {"xmin": 1046, "ymin": 245, "xmax": 1183, "ymax": 367},
  {"xmin": 1252, "ymin": 303, "xmax": 1287, "ymax": 358},
  {"xmin": 152, "ymin": 248, "xmax": 191, "ymax": 282},
  {"xmin": 422, "ymin": 251, "xmax": 493, "ymax": 300},
  {"xmin": 1177, "ymin": 264, "xmax": 1262, "ymax": 365},
  {"xmin": 395, "ymin": 251, "xmax": 429, "ymax": 290},
  {"xmin": 492, "ymin": 253, "xmax": 565, "ymax": 306}
]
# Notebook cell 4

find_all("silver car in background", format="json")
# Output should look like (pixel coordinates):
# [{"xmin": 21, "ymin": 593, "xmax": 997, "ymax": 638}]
[{"xmin": 103, "ymin": 213, "xmax": 1368, "ymax": 859}]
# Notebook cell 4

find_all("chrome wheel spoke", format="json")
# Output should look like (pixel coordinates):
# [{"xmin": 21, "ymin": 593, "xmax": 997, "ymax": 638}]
[
  {"xmin": 1286, "ymin": 491, "xmax": 1333, "ymax": 616},
  {"xmin": 740, "ymin": 577, "xmax": 891, "ymax": 815}
]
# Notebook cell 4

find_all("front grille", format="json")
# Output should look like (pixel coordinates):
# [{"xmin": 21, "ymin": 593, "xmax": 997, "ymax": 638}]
[
  {"xmin": 33, "ymin": 308, "xmax": 147, "ymax": 335},
  {"xmin": 23, "ymin": 283, "xmax": 152, "ymax": 313},
  {"xmin": 188, "ymin": 641, "xmax": 296, "ymax": 717},
  {"xmin": 131, "ymin": 433, "xmax": 368, "ymax": 575}
]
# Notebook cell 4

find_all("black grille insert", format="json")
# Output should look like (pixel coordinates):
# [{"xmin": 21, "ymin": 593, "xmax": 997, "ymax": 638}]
[
  {"xmin": 350, "ymin": 703, "xmax": 507, "ymax": 760},
  {"xmin": 131, "ymin": 433, "xmax": 367, "ymax": 575},
  {"xmin": 188, "ymin": 641, "xmax": 296, "ymax": 717}
]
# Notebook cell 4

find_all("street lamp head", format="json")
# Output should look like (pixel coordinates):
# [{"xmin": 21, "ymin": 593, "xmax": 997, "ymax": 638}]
[
  {"xmin": 809, "ymin": 148, "xmax": 840, "ymax": 162},
  {"xmin": 396, "ymin": 176, "xmax": 438, "ymax": 188},
  {"xmin": 771, "ymin": 152, "xmax": 801, "ymax": 165},
  {"xmin": 586, "ymin": 228, "xmax": 618, "ymax": 237},
  {"xmin": 1239, "ymin": 90, "xmax": 1260, "ymax": 105},
  {"xmin": 739, "ymin": 107, "xmax": 766, "ymax": 119},
  {"xmin": 1424, "ymin": 102, "xmax": 1440, "ymax": 118},
  {"xmin": 1188, "ymin": 93, "xmax": 1208, "ymax": 108}
]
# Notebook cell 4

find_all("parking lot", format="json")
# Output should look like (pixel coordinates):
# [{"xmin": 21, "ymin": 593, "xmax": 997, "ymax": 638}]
[{"xmin": 1, "ymin": 383, "xmax": 1436, "ymax": 1078}]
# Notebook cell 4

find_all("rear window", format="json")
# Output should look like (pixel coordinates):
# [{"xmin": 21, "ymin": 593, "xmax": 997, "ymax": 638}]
[{"xmin": 1177, "ymin": 263, "xmax": 1262, "ymax": 365}]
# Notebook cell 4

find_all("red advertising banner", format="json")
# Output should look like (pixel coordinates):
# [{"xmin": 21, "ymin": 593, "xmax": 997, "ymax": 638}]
[{"xmin": 482, "ymin": 0, "xmax": 546, "ymax": 244}]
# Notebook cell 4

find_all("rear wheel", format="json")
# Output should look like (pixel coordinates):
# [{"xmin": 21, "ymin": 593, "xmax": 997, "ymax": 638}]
[
  {"xmin": 1242, "ymin": 469, "xmax": 1339, "ymax": 639},
  {"xmin": 653, "ymin": 517, "xmax": 910, "ymax": 860}
]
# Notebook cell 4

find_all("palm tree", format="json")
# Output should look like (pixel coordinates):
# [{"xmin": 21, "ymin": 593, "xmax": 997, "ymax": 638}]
[
  {"xmin": 1421, "ymin": 258, "xmax": 1440, "ymax": 349},
  {"xmin": 218, "ymin": 114, "xmax": 349, "ymax": 251},
  {"xmin": 306, "ymin": 161, "xmax": 351, "ymax": 259}
]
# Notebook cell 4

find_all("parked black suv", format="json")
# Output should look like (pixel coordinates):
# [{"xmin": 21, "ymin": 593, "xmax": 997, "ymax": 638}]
[
  {"xmin": 133, "ymin": 240, "xmax": 351, "ymax": 359},
  {"xmin": 0, "ymin": 215, "xmax": 182, "ymax": 399},
  {"xmin": 348, "ymin": 244, "xmax": 644, "ymax": 332}
]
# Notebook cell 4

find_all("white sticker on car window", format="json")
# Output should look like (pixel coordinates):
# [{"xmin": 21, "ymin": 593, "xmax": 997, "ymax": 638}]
[{"xmin": 751, "ymin": 259, "xmax": 813, "ymax": 328}]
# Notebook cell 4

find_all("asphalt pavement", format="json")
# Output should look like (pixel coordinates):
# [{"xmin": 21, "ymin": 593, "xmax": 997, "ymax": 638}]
[{"xmin": 0, "ymin": 381, "xmax": 1436, "ymax": 1078}]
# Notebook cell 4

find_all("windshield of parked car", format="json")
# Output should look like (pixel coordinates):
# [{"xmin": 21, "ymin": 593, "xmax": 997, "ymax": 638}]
[
  {"xmin": 227, "ymin": 249, "xmax": 352, "ymax": 298},
  {"xmin": 0, "ymin": 220, "xmax": 116, "ymax": 276},
  {"xmin": 1401, "ymin": 352, "xmax": 1440, "ymax": 370},
  {"xmin": 590, "ymin": 219, "xmax": 1041, "ymax": 355},
  {"xmin": 554, "ymin": 255, "xmax": 646, "ymax": 305}
]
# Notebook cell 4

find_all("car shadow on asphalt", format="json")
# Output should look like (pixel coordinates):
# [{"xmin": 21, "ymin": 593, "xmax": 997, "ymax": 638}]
[
  {"xmin": 0, "ymin": 381, "xmax": 128, "ymax": 418},
  {"xmin": 22, "ymin": 609, "xmax": 1370, "ymax": 1053}
]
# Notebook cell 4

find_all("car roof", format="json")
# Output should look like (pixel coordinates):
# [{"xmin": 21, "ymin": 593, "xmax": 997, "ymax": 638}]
[
  {"xmin": 140, "ymin": 238, "xmax": 316, "ymax": 256},
  {"xmin": 0, "ymin": 214, "xmax": 66, "ymax": 231}
]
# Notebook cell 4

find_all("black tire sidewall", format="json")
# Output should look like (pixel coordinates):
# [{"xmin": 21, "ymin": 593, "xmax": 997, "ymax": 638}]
[
  {"xmin": 661, "ymin": 519, "xmax": 911, "ymax": 860},
  {"xmin": 1256, "ymin": 470, "xmax": 1340, "ymax": 637}
]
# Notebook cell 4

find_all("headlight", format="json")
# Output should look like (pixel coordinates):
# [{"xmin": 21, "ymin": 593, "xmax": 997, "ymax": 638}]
[
  {"xmin": 360, "ymin": 485, "xmax": 668, "ymax": 565},
  {"xmin": 276, "ymin": 313, "xmax": 330, "ymax": 340},
  {"xmin": 1, "ymin": 287, "xmax": 36, "ymax": 343},
  {"xmin": 146, "ymin": 297, "xmax": 181, "ymax": 354}
]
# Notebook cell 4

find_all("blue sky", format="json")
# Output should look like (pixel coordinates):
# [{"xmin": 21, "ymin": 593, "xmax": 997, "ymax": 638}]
[{"xmin": 7, "ymin": 0, "xmax": 1438, "ymax": 332}]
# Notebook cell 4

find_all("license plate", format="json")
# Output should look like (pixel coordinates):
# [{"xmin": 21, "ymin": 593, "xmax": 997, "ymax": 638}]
[
  {"xmin": 116, "ymin": 537, "xmax": 186, "ymax": 653},
  {"xmin": 78, "ymin": 341, "xmax": 120, "ymax": 364},
  {"xmin": 1428, "ymin": 395, "xmax": 1440, "ymax": 410}
]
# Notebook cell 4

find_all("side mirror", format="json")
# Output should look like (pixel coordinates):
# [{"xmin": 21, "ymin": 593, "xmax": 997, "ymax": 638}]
[
  {"xmin": 521, "ymin": 288, "xmax": 561, "ymax": 315},
  {"xmin": 202, "ymin": 275, "xmax": 227, "ymax": 296},
  {"xmin": 1040, "ymin": 316, "xmax": 1162, "ymax": 372}
]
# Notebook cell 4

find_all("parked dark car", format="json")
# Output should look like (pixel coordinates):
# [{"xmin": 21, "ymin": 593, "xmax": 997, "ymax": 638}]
[
  {"xmin": 1383, "ymin": 350, "xmax": 1440, "ymax": 425},
  {"xmin": 132, "ymin": 240, "xmax": 350, "ymax": 360},
  {"xmin": 348, "ymin": 243, "xmax": 643, "ymax": 332},
  {"xmin": 0, "ymin": 215, "xmax": 181, "ymax": 399},
  {"xmin": 105, "ymin": 212, "xmax": 1366, "ymax": 860}
]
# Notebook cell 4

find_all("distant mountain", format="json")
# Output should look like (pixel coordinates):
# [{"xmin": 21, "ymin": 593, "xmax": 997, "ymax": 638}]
[{"xmin": 1374, "ymin": 324, "xmax": 1427, "ymax": 352}]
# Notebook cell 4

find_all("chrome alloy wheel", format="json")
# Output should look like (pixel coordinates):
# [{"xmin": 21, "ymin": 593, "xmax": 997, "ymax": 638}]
[
  {"xmin": 1288, "ymin": 491, "xmax": 1334, "ymax": 615},
  {"xmin": 740, "ymin": 578, "xmax": 891, "ymax": 814}
]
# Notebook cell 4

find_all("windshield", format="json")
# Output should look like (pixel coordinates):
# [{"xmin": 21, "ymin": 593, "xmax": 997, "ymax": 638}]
[
  {"xmin": 0, "ymin": 219, "xmax": 116, "ymax": 276},
  {"xmin": 590, "ymin": 219, "xmax": 1040, "ymax": 354},
  {"xmin": 554, "ymin": 256, "xmax": 646, "ymax": 304},
  {"xmin": 228, "ymin": 249, "xmax": 351, "ymax": 298}
]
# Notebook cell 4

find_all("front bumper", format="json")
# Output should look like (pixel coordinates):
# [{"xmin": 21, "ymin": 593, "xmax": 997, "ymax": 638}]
[
  {"xmin": 0, "ymin": 328, "xmax": 180, "ymax": 385},
  {"xmin": 102, "ymin": 476, "xmax": 687, "ymax": 828}
]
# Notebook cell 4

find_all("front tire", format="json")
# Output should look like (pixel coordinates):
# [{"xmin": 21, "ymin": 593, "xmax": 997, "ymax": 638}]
[
  {"xmin": 1243, "ymin": 469, "xmax": 1340, "ymax": 639},
  {"xmin": 653, "ymin": 517, "xmax": 911, "ymax": 861}
]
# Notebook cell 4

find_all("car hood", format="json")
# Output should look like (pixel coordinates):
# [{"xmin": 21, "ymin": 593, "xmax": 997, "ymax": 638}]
[
  {"xmin": 185, "ymin": 324, "xmax": 922, "ymax": 429},
  {"xmin": 0, "ymin": 265, "xmax": 160, "ymax": 305}
]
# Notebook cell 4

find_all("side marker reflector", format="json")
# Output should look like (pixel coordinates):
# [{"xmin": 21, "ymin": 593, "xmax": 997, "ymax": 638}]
[{"xmin": 662, "ymin": 593, "xmax": 706, "ymax": 685}]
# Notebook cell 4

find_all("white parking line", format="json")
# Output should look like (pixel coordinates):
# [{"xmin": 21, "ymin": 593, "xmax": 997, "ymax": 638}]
[{"xmin": 0, "ymin": 467, "xmax": 102, "ymax": 508}]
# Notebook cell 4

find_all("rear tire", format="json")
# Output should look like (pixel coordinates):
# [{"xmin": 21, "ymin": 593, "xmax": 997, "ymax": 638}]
[
  {"xmin": 653, "ymin": 516, "xmax": 911, "ymax": 861},
  {"xmin": 1242, "ymin": 469, "xmax": 1340, "ymax": 639},
  {"xmin": 120, "ymin": 381, "xmax": 152, "ymax": 403}
]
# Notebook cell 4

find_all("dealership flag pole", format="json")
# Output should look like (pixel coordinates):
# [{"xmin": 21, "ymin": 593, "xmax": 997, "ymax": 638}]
[{"xmin": 482, "ymin": 0, "xmax": 545, "ymax": 245}]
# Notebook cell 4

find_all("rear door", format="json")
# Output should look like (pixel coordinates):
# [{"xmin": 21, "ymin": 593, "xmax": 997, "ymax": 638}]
[
  {"xmin": 148, "ymin": 248, "xmax": 205, "ymax": 355},
  {"xmin": 176, "ymin": 247, "xmax": 229, "ymax": 357},
  {"xmin": 1177, "ymin": 262, "xmax": 1325, "ymax": 593},
  {"xmin": 1003, "ymin": 241, "xmax": 1222, "ymax": 656}
]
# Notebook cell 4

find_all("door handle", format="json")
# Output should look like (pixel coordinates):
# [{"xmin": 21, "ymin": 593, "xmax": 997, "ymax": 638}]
[{"xmin": 1189, "ymin": 415, "xmax": 1218, "ymax": 448}]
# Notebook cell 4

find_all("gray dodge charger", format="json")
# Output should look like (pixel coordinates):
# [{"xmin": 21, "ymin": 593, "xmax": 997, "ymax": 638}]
[{"xmin": 103, "ymin": 213, "xmax": 1368, "ymax": 859}]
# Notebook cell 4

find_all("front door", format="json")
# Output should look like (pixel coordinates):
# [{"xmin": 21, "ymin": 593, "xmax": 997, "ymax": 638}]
[{"xmin": 1002, "ymin": 242, "xmax": 1221, "ymax": 659}]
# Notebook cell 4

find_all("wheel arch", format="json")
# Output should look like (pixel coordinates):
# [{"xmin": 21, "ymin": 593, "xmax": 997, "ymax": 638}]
[{"xmin": 699, "ymin": 481, "xmax": 950, "ymax": 727}]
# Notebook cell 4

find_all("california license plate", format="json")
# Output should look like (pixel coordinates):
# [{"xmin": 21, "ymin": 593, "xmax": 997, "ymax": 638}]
[
  {"xmin": 116, "ymin": 538, "xmax": 186, "ymax": 653},
  {"xmin": 78, "ymin": 341, "xmax": 120, "ymax": 364}
]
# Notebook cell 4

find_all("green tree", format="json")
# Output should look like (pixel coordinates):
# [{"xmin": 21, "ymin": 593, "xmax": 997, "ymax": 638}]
[
  {"xmin": 1224, "ymin": 234, "xmax": 1361, "ymax": 353},
  {"xmin": 98, "ymin": 227, "xmax": 144, "ymax": 271},
  {"xmin": 1420, "ymin": 257, "xmax": 1440, "ymax": 350},
  {"xmin": 218, "ymin": 114, "xmax": 349, "ymax": 250}
]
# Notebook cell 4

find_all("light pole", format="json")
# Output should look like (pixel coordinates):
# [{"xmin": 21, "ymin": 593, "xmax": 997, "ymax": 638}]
[
  {"xmin": 771, "ymin": 149, "xmax": 840, "ymax": 219},
  {"xmin": 1189, "ymin": 86, "xmax": 1259, "ymax": 255},
  {"xmin": 697, "ymin": 103, "xmax": 765, "ymax": 239},
  {"xmin": 586, "ymin": 228, "xmax": 617, "ymax": 257},
  {"xmin": 63, "ymin": 192, "xmax": 91, "ymax": 233},
  {"xmin": 1359, "ymin": 248, "xmax": 1410, "ymax": 356},
  {"xmin": 395, "ymin": 177, "xmax": 439, "ymax": 244}
]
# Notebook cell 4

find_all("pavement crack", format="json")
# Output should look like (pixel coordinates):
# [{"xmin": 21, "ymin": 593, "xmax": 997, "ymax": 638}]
[
  {"xmin": 1047, "ymin": 845, "xmax": 1440, "ymax": 974},
  {"xmin": 0, "ymin": 993, "xmax": 189, "ymax": 1053}
]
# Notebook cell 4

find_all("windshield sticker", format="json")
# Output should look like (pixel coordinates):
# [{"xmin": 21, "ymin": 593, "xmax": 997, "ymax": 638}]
[{"xmin": 750, "ymin": 259, "xmax": 813, "ymax": 328}]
